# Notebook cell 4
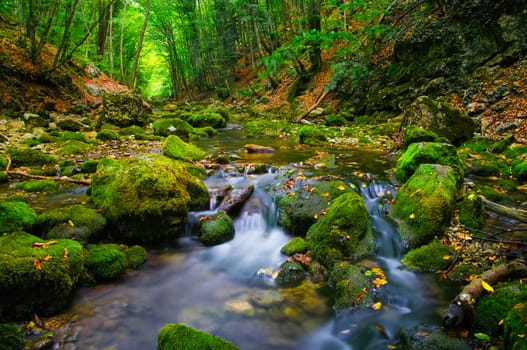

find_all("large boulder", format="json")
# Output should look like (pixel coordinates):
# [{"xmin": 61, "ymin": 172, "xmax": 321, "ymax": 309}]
[
  {"xmin": 89, "ymin": 155, "xmax": 209, "ymax": 244},
  {"xmin": 401, "ymin": 96, "xmax": 479, "ymax": 146},
  {"xmin": 0, "ymin": 232, "xmax": 84, "ymax": 320},
  {"xmin": 392, "ymin": 164, "xmax": 459, "ymax": 248},
  {"xmin": 306, "ymin": 191, "xmax": 373, "ymax": 268},
  {"xmin": 162, "ymin": 135, "xmax": 206, "ymax": 162},
  {"xmin": 99, "ymin": 93, "xmax": 151, "ymax": 127},
  {"xmin": 0, "ymin": 199, "xmax": 37, "ymax": 234},
  {"xmin": 158, "ymin": 323, "xmax": 238, "ymax": 350}
]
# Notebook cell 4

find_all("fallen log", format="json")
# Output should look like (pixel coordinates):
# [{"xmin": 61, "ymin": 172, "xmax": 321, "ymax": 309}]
[
  {"xmin": 4, "ymin": 156, "xmax": 91, "ymax": 185},
  {"xmin": 482, "ymin": 198, "xmax": 527, "ymax": 223},
  {"xmin": 295, "ymin": 90, "xmax": 330, "ymax": 123},
  {"xmin": 218, "ymin": 184, "xmax": 254, "ymax": 214},
  {"xmin": 442, "ymin": 259, "xmax": 527, "ymax": 329}
]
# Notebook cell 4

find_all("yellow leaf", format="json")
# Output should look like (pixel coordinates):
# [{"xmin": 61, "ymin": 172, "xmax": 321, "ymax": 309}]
[
  {"xmin": 443, "ymin": 255, "xmax": 451, "ymax": 260},
  {"xmin": 63, "ymin": 247, "xmax": 69, "ymax": 259},
  {"xmin": 513, "ymin": 303, "xmax": 525, "ymax": 309},
  {"xmin": 409, "ymin": 213, "xmax": 416, "ymax": 219},
  {"xmin": 372, "ymin": 277, "xmax": 388, "ymax": 288},
  {"xmin": 481, "ymin": 280, "xmax": 494, "ymax": 293},
  {"xmin": 67, "ymin": 220, "xmax": 74, "ymax": 227},
  {"xmin": 313, "ymin": 213, "xmax": 319, "ymax": 219},
  {"xmin": 518, "ymin": 334, "xmax": 525, "ymax": 339},
  {"xmin": 321, "ymin": 192, "xmax": 330, "ymax": 197},
  {"xmin": 372, "ymin": 301, "xmax": 382, "ymax": 310},
  {"xmin": 498, "ymin": 319, "xmax": 504, "ymax": 326},
  {"xmin": 468, "ymin": 193, "xmax": 476, "ymax": 200},
  {"xmin": 337, "ymin": 185, "xmax": 346, "ymax": 191},
  {"xmin": 33, "ymin": 258, "xmax": 41, "ymax": 270},
  {"xmin": 43, "ymin": 254, "xmax": 51, "ymax": 261}
]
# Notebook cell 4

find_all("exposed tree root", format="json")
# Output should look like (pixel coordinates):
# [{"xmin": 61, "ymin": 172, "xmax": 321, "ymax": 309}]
[
  {"xmin": 483, "ymin": 198, "xmax": 527, "ymax": 223},
  {"xmin": 218, "ymin": 184, "xmax": 254, "ymax": 214}
]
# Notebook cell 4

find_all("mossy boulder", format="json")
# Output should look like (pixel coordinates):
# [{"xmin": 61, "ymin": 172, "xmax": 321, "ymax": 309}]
[
  {"xmin": 0, "ymin": 232, "xmax": 84, "ymax": 320},
  {"xmin": 89, "ymin": 155, "xmax": 209, "ymax": 243},
  {"xmin": 57, "ymin": 140, "xmax": 93, "ymax": 155},
  {"xmin": 33, "ymin": 205, "xmax": 107, "ymax": 245},
  {"xmin": 328, "ymin": 262, "xmax": 373, "ymax": 309},
  {"xmin": 277, "ymin": 178, "xmax": 351, "ymax": 236},
  {"xmin": 504, "ymin": 303, "xmax": 527, "ymax": 350},
  {"xmin": 0, "ymin": 323, "xmax": 24, "ymax": 350},
  {"xmin": 56, "ymin": 119, "xmax": 84, "ymax": 131},
  {"xmin": 280, "ymin": 237, "xmax": 308, "ymax": 256},
  {"xmin": 475, "ymin": 280, "xmax": 527, "ymax": 337},
  {"xmin": 124, "ymin": 245, "xmax": 147, "ymax": 269},
  {"xmin": 275, "ymin": 260, "xmax": 306, "ymax": 287},
  {"xmin": 152, "ymin": 118, "xmax": 195, "ymax": 138},
  {"xmin": 158, "ymin": 323, "xmax": 238, "ymax": 350},
  {"xmin": 512, "ymin": 159, "xmax": 527, "ymax": 182},
  {"xmin": 401, "ymin": 96, "xmax": 478, "ymax": 146},
  {"xmin": 80, "ymin": 159, "xmax": 100, "ymax": 173},
  {"xmin": 394, "ymin": 142, "xmax": 462, "ymax": 183},
  {"xmin": 99, "ymin": 93, "xmax": 151, "ymax": 127},
  {"xmin": 6, "ymin": 147, "xmax": 56, "ymax": 167},
  {"xmin": 458, "ymin": 192, "xmax": 484, "ymax": 229},
  {"xmin": 96, "ymin": 129, "xmax": 120, "ymax": 141},
  {"xmin": 297, "ymin": 125, "xmax": 328, "ymax": 145},
  {"xmin": 392, "ymin": 164, "xmax": 459, "ymax": 248},
  {"xmin": 184, "ymin": 112, "xmax": 226, "ymax": 129},
  {"xmin": 84, "ymin": 243, "xmax": 127, "ymax": 281},
  {"xmin": 402, "ymin": 126, "xmax": 447, "ymax": 148},
  {"xmin": 306, "ymin": 191, "xmax": 372, "ymax": 268},
  {"xmin": 0, "ymin": 200, "xmax": 37, "ymax": 234},
  {"xmin": 401, "ymin": 240, "xmax": 454, "ymax": 272},
  {"xmin": 199, "ymin": 212, "xmax": 235, "ymax": 246},
  {"xmin": 162, "ymin": 135, "xmax": 206, "ymax": 162},
  {"xmin": 13, "ymin": 179, "xmax": 58, "ymax": 192}
]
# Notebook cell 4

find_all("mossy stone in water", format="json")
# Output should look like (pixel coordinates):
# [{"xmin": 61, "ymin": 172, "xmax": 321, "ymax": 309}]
[
  {"xmin": 512, "ymin": 159, "xmax": 527, "ymax": 182},
  {"xmin": 13, "ymin": 179, "xmax": 58, "ymax": 192},
  {"xmin": 392, "ymin": 164, "xmax": 458, "ymax": 248},
  {"xmin": 504, "ymin": 303, "xmax": 527, "ymax": 350},
  {"xmin": 96, "ymin": 129, "xmax": 120, "ymax": 141},
  {"xmin": 152, "ymin": 118, "xmax": 195, "ymax": 138},
  {"xmin": 158, "ymin": 323, "xmax": 238, "ymax": 350},
  {"xmin": 184, "ymin": 112, "xmax": 226, "ymax": 129},
  {"xmin": 329, "ymin": 262, "xmax": 373, "ymax": 309},
  {"xmin": 6, "ymin": 147, "xmax": 56, "ymax": 167},
  {"xmin": 199, "ymin": 212, "xmax": 235, "ymax": 246},
  {"xmin": 85, "ymin": 243, "xmax": 127, "ymax": 281},
  {"xmin": 80, "ymin": 159, "xmax": 99, "ymax": 173},
  {"xmin": 458, "ymin": 192, "xmax": 484, "ymax": 229},
  {"xmin": 281, "ymin": 237, "xmax": 308, "ymax": 256},
  {"xmin": 0, "ymin": 199, "xmax": 37, "ymax": 234},
  {"xmin": 57, "ymin": 140, "xmax": 93, "ymax": 155},
  {"xmin": 401, "ymin": 240, "xmax": 454, "ymax": 272},
  {"xmin": 0, "ymin": 323, "xmax": 24, "ymax": 350},
  {"xmin": 162, "ymin": 135, "xmax": 206, "ymax": 162},
  {"xmin": 0, "ymin": 232, "xmax": 84, "ymax": 320},
  {"xmin": 124, "ymin": 245, "xmax": 147, "ymax": 269},
  {"xmin": 297, "ymin": 125, "xmax": 328, "ymax": 145},
  {"xmin": 394, "ymin": 142, "xmax": 462, "ymax": 183},
  {"xmin": 89, "ymin": 155, "xmax": 209, "ymax": 243},
  {"xmin": 275, "ymin": 260, "xmax": 306, "ymax": 287},
  {"xmin": 403, "ymin": 126, "xmax": 447, "ymax": 148},
  {"xmin": 306, "ymin": 191, "xmax": 372, "ymax": 268}
]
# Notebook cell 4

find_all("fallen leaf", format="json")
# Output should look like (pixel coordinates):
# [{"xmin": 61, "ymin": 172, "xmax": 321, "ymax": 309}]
[
  {"xmin": 409, "ymin": 213, "xmax": 416, "ymax": 219},
  {"xmin": 43, "ymin": 254, "xmax": 51, "ymax": 261},
  {"xmin": 337, "ymin": 185, "xmax": 346, "ymax": 191},
  {"xmin": 481, "ymin": 280, "xmax": 494, "ymax": 293},
  {"xmin": 372, "ymin": 301, "xmax": 382, "ymax": 310},
  {"xmin": 468, "ymin": 193, "xmax": 476, "ymax": 200},
  {"xmin": 443, "ymin": 255, "xmax": 451, "ymax": 260},
  {"xmin": 33, "ymin": 258, "xmax": 41, "ymax": 270},
  {"xmin": 498, "ymin": 319, "xmax": 504, "ymax": 326},
  {"xmin": 372, "ymin": 277, "xmax": 388, "ymax": 288},
  {"xmin": 63, "ymin": 247, "xmax": 69, "ymax": 259},
  {"xmin": 67, "ymin": 220, "xmax": 74, "ymax": 227},
  {"xmin": 513, "ymin": 303, "xmax": 524, "ymax": 309},
  {"xmin": 474, "ymin": 332, "xmax": 491, "ymax": 341},
  {"xmin": 321, "ymin": 192, "xmax": 330, "ymax": 197}
]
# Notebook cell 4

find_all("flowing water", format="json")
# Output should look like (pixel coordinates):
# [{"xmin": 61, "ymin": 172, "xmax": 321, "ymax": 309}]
[{"xmin": 38, "ymin": 126, "xmax": 454, "ymax": 349}]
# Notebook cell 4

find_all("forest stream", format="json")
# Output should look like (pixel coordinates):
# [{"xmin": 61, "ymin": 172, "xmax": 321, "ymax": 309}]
[{"xmin": 27, "ymin": 125, "xmax": 456, "ymax": 350}]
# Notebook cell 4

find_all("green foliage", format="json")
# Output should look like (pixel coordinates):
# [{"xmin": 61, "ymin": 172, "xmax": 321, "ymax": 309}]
[
  {"xmin": 402, "ymin": 240, "xmax": 454, "ymax": 272},
  {"xmin": 0, "ymin": 323, "xmax": 24, "ymax": 350},
  {"xmin": 157, "ymin": 323, "xmax": 239, "ymax": 350},
  {"xmin": 85, "ymin": 244, "xmax": 127, "ymax": 281}
]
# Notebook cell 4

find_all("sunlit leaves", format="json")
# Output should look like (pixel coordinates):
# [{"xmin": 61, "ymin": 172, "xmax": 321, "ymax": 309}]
[{"xmin": 481, "ymin": 280, "xmax": 494, "ymax": 293}]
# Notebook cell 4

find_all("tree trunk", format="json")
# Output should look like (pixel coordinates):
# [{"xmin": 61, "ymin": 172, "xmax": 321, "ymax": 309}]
[
  {"xmin": 129, "ymin": 0, "xmax": 150, "ymax": 89},
  {"xmin": 482, "ymin": 198, "xmax": 527, "ymax": 223},
  {"xmin": 119, "ymin": 0, "xmax": 127, "ymax": 83}
]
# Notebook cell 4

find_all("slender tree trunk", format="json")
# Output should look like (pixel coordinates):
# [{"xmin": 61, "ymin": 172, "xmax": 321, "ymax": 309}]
[
  {"xmin": 119, "ymin": 0, "xmax": 127, "ymax": 83},
  {"xmin": 96, "ymin": 0, "xmax": 110, "ymax": 58},
  {"xmin": 129, "ymin": 0, "xmax": 149, "ymax": 89},
  {"xmin": 307, "ymin": 0, "xmax": 322, "ymax": 73},
  {"xmin": 51, "ymin": 0, "xmax": 81, "ymax": 72},
  {"xmin": 108, "ymin": 1, "xmax": 114, "ymax": 78}
]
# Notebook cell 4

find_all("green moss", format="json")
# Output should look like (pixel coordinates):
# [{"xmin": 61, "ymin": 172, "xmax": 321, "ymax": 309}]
[
  {"xmin": 512, "ymin": 159, "xmax": 527, "ymax": 182},
  {"xmin": 413, "ymin": 330, "xmax": 471, "ymax": 350},
  {"xmin": 22, "ymin": 137, "xmax": 41, "ymax": 147},
  {"xmin": 458, "ymin": 192, "xmax": 484, "ymax": 229},
  {"xmin": 124, "ymin": 245, "xmax": 147, "ymax": 269},
  {"xmin": 57, "ymin": 140, "xmax": 93, "ymax": 155},
  {"xmin": 80, "ymin": 159, "xmax": 99, "ymax": 173},
  {"xmin": 162, "ymin": 135, "xmax": 206, "ymax": 162},
  {"xmin": 473, "ymin": 184, "xmax": 510, "ymax": 203},
  {"xmin": 185, "ymin": 112, "xmax": 226, "ymax": 128},
  {"xmin": 281, "ymin": 237, "xmax": 308, "ymax": 256},
  {"xmin": 275, "ymin": 260, "xmax": 306, "ymax": 287},
  {"xmin": 475, "ymin": 280, "xmax": 527, "ymax": 336},
  {"xmin": 465, "ymin": 152, "xmax": 510, "ymax": 177},
  {"xmin": 89, "ymin": 155, "xmax": 209, "ymax": 243},
  {"xmin": 96, "ymin": 129, "xmax": 120, "ymax": 141},
  {"xmin": 0, "ymin": 232, "xmax": 84, "ymax": 320},
  {"xmin": 504, "ymin": 304, "xmax": 527, "ymax": 350},
  {"xmin": 297, "ymin": 125, "xmax": 328, "ymax": 145},
  {"xmin": 460, "ymin": 137, "xmax": 493, "ymax": 153},
  {"xmin": 199, "ymin": 212, "xmax": 235, "ymax": 246},
  {"xmin": 325, "ymin": 115, "xmax": 347, "ymax": 126},
  {"xmin": 85, "ymin": 243, "xmax": 127, "ymax": 281},
  {"xmin": 0, "ymin": 323, "xmax": 24, "ymax": 350},
  {"xmin": 34, "ymin": 204, "xmax": 107, "ymax": 244},
  {"xmin": 402, "ymin": 240, "xmax": 454, "ymax": 272},
  {"xmin": 277, "ymin": 178, "xmax": 351, "ymax": 236},
  {"xmin": 306, "ymin": 191, "xmax": 372, "ymax": 268},
  {"xmin": 7, "ymin": 147, "xmax": 56, "ymax": 166},
  {"xmin": 157, "ymin": 323, "xmax": 238, "ymax": 350},
  {"xmin": 243, "ymin": 120, "xmax": 294, "ymax": 138},
  {"xmin": 58, "ymin": 131, "xmax": 87, "ymax": 142},
  {"xmin": 489, "ymin": 135, "xmax": 516, "ymax": 154},
  {"xmin": 0, "ymin": 200, "xmax": 37, "ymax": 234},
  {"xmin": 403, "ymin": 126, "xmax": 446, "ymax": 148},
  {"xmin": 328, "ymin": 262, "xmax": 373, "ymax": 309},
  {"xmin": 152, "ymin": 118, "xmax": 195, "ymax": 138},
  {"xmin": 394, "ymin": 142, "xmax": 463, "ymax": 183},
  {"xmin": 13, "ymin": 179, "xmax": 58, "ymax": 192},
  {"xmin": 505, "ymin": 145, "xmax": 527, "ymax": 159},
  {"xmin": 392, "ymin": 164, "xmax": 458, "ymax": 248},
  {"xmin": 446, "ymin": 260, "xmax": 493, "ymax": 282},
  {"xmin": 38, "ymin": 132, "xmax": 56, "ymax": 143}
]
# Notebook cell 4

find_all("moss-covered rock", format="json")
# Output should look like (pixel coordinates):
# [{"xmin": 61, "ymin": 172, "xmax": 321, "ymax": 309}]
[
  {"xmin": 306, "ymin": 191, "xmax": 372, "ymax": 268},
  {"xmin": 392, "ymin": 164, "xmax": 459, "ymax": 248},
  {"xmin": 124, "ymin": 245, "xmax": 147, "ymax": 269},
  {"xmin": 394, "ymin": 142, "xmax": 462, "ymax": 183},
  {"xmin": 402, "ymin": 126, "xmax": 447, "ymax": 149},
  {"xmin": 6, "ymin": 147, "xmax": 56, "ymax": 167},
  {"xmin": 96, "ymin": 129, "xmax": 120, "ymax": 141},
  {"xmin": 56, "ymin": 119, "xmax": 84, "ymax": 131},
  {"xmin": 0, "ymin": 323, "xmax": 24, "ymax": 350},
  {"xmin": 328, "ymin": 262, "xmax": 373, "ymax": 309},
  {"xmin": 13, "ymin": 179, "xmax": 58, "ymax": 192},
  {"xmin": 280, "ymin": 237, "xmax": 308, "ymax": 256},
  {"xmin": 277, "ymin": 177, "xmax": 351, "ymax": 236},
  {"xmin": 58, "ymin": 131, "xmax": 87, "ymax": 142},
  {"xmin": 157, "ymin": 323, "xmax": 238, "ymax": 350},
  {"xmin": 33, "ymin": 205, "xmax": 107, "ymax": 245},
  {"xmin": 162, "ymin": 135, "xmax": 206, "ymax": 162},
  {"xmin": 412, "ymin": 329, "xmax": 472, "ymax": 350},
  {"xmin": 275, "ymin": 260, "xmax": 306, "ymax": 287},
  {"xmin": 89, "ymin": 155, "xmax": 209, "ymax": 243},
  {"xmin": 184, "ymin": 112, "xmax": 226, "ymax": 129},
  {"xmin": 57, "ymin": 140, "xmax": 93, "ymax": 155},
  {"xmin": 475, "ymin": 280, "xmax": 527, "ymax": 336},
  {"xmin": 458, "ymin": 192, "xmax": 484, "ymax": 229},
  {"xmin": 0, "ymin": 232, "xmax": 84, "ymax": 320},
  {"xmin": 152, "ymin": 118, "xmax": 195, "ymax": 138},
  {"xmin": 0, "ymin": 200, "xmax": 37, "ymax": 234},
  {"xmin": 297, "ymin": 125, "xmax": 328, "ymax": 145},
  {"xmin": 489, "ymin": 135, "xmax": 516, "ymax": 153},
  {"xmin": 504, "ymin": 303, "xmax": 527, "ymax": 350},
  {"xmin": 325, "ymin": 115, "xmax": 348, "ymax": 126},
  {"xmin": 80, "ymin": 159, "xmax": 100, "ymax": 173},
  {"xmin": 84, "ymin": 243, "xmax": 127, "ymax": 281},
  {"xmin": 199, "ymin": 212, "xmax": 235, "ymax": 246},
  {"xmin": 512, "ymin": 159, "xmax": 527, "ymax": 182},
  {"xmin": 401, "ymin": 240, "xmax": 454, "ymax": 272},
  {"xmin": 99, "ymin": 93, "xmax": 151, "ymax": 127}
]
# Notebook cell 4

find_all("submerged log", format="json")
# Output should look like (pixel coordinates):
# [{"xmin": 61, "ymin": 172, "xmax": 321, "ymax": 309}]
[
  {"xmin": 442, "ymin": 259, "xmax": 527, "ymax": 329},
  {"xmin": 482, "ymin": 198, "xmax": 527, "ymax": 223},
  {"xmin": 218, "ymin": 184, "xmax": 254, "ymax": 214}
]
